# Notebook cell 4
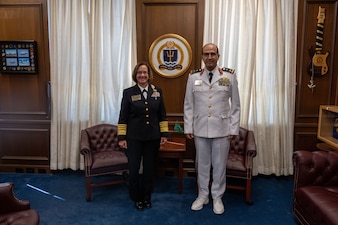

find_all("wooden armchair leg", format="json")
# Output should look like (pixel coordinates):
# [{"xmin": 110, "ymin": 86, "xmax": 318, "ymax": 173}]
[
  {"xmin": 85, "ymin": 177, "xmax": 92, "ymax": 201},
  {"xmin": 245, "ymin": 179, "xmax": 253, "ymax": 205}
]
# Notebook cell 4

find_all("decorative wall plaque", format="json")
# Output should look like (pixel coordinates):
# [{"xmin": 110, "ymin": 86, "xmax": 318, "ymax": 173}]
[
  {"xmin": 148, "ymin": 33, "xmax": 192, "ymax": 78},
  {"xmin": 0, "ymin": 40, "xmax": 38, "ymax": 74}
]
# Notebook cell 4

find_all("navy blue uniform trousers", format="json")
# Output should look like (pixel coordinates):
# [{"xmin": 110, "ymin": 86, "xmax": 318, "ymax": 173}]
[{"xmin": 125, "ymin": 139, "xmax": 160, "ymax": 202}]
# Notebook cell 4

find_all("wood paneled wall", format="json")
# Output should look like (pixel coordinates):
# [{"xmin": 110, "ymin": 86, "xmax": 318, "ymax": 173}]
[
  {"xmin": 295, "ymin": 0, "xmax": 338, "ymax": 151},
  {"xmin": 1, "ymin": 0, "xmax": 337, "ymax": 174},
  {"xmin": 136, "ymin": 0, "xmax": 205, "ymax": 175},
  {"xmin": 0, "ymin": 0, "xmax": 50, "ymax": 173}
]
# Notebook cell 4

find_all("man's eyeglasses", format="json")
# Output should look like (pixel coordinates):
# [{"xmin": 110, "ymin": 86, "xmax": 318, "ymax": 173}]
[{"xmin": 202, "ymin": 52, "xmax": 218, "ymax": 57}]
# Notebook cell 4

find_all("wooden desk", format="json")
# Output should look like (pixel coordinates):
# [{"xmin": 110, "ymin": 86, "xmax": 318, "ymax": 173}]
[{"xmin": 159, "ymin": 141, "xmax": 186, "ymax": 194}]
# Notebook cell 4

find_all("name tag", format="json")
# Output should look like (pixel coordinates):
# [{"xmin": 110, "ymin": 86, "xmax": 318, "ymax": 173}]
[
  {"xmin": 194, "ymin": 80, "xmax": 202, "ymax": 86},
  {"xmin": 131, "ymin": 94, "xmax": 141, "ymax": 101}
]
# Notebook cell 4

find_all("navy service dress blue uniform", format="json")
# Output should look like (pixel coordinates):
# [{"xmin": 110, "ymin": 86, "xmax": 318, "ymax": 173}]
[{"xmin": 118, "ymin": 84, "xmax": 168, "ymax": 206}]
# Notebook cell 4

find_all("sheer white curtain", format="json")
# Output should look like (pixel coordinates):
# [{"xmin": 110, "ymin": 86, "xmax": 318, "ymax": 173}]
[
  {"xmin": 203, "ymin": 0, "xmax": 298, "ymax": 175},
  {"xmin": 48, "ymin": 0, "xmax": 297, "ymax": 175},
  {"xmin": 48, "ymin": 0, "xmax": 136, "ymax": 170}
]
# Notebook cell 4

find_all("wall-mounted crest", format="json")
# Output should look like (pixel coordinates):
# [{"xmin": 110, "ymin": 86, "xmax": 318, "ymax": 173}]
[{"xmin": 148, "ymin": 33, "xmax": 192, "ymax": 78}]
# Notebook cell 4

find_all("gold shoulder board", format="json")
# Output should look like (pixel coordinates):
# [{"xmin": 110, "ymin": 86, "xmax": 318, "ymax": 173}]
[
  {"xmin": 190, "ymin": 68, "xmax": 202, "ymax": 75},
  {"xmin": 221, "ymin": 67, "xmax": 235, "ymax": 74}
]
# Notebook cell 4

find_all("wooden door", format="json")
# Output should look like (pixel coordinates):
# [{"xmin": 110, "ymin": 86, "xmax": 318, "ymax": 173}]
[{"xmin": 136, "ymin": 0, "xmax": 205, "ymax": 176}]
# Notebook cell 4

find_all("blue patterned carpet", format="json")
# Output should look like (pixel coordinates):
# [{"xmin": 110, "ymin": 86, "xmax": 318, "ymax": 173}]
[{"xmin": 0, "ymin": 170, "xmax": 297, "ymax": 225}]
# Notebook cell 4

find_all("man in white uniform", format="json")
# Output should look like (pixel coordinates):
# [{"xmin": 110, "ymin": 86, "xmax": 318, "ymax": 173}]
[{"xmin": 184, "ymin": 43, "xmax": 240, "ymax": 214}]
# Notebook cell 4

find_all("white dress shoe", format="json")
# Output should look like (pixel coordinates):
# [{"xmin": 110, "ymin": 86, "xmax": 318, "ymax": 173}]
[
  {"xmin": 191, "ymin": 197, "xmax": 209, "ymax": 210},
  {"xmin": 213, "ymin": 198, "xmax": 224, "ymax": 214}
]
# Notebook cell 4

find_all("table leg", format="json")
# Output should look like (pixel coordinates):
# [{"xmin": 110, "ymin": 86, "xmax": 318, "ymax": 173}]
[{"xmin": 178, "ymin": 154, "xmax": 183, "ymax": 194}]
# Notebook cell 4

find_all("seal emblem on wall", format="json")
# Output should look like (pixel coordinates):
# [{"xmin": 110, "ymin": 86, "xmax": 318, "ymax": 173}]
[{"xmin": 148, "ymin": 33, "xmax": 192, "ymax": 78}]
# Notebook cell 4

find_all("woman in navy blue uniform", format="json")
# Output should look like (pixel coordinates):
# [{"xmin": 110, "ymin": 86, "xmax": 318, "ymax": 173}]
[{"xmin": 118, "ymin": 62, "xmax": 168, "ymax": 211}]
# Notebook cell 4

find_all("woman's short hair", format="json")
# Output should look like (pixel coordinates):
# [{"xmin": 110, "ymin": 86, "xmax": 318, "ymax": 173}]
[{"xmin": 132, "ymin": 62, "xmax": 153, "ymax": 83}]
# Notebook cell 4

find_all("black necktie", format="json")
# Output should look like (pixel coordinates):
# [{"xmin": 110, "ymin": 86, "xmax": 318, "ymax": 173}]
[
  {"xmin": 142, "ymin": 89, "xmax": 147, "ymax": 99},
  {"xmin": 209, "ymin": 72, "xmax": 213, "ymax": 83}
]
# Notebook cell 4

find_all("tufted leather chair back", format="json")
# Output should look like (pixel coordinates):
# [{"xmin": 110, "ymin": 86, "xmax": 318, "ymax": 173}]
[
  {"xmin": 293, "ymin": 150, "xmax": 338, "ymax": 190},
  {"xmin": 86, "ymin": 124, "xmax": 120, "ymax": 152},
  {"xmin": 226, "ymin": 127, "xmax": 257, "ymax": 204},
  {"xmin": 227, "ymin": 127, "xmax": 256, "ymax": 173},
  {"xmin": 230, "ymin": 128, "xmax": 248, "ymax": 155}
]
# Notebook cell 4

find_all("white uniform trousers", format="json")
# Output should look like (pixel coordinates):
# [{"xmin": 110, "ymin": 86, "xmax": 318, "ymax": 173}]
[{"xmin": 194, "ymin": 136, "xmax": 230, "ymax": 199}]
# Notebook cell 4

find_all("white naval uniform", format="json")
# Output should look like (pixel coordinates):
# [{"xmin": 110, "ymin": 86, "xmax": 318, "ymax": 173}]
[{"xmin": 184, "ymin": 66, "xmax": 240, "ymax": 199}]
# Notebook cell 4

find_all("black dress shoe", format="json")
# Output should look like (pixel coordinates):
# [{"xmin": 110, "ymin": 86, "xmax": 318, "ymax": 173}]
[
  {"xmin": 143, "ymin": 200, "xmax": 152, "ymax": 209},
  {"xmin": 135, "ymin": 201, "xmax": 144, "ymax": 211}
]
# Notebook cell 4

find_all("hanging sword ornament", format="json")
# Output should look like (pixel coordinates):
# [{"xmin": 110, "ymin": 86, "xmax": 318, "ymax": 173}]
[
  {"xmin": 308, "ymin": 63, "xmax": 316, "ymax": 92},
  {"xmin": 307, "ymin": 76, "xmax": 316, "ymax": 92}
]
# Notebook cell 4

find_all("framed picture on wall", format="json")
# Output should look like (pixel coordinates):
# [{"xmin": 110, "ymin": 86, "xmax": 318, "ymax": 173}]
[{"xmin": 0, "ymin": 40, "xmax": 38, "ymax": 74}]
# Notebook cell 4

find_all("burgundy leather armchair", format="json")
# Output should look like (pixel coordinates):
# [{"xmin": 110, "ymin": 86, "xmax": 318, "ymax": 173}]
[
  {"xmin": 293, "ymin": 150, "xmax": 338, "ymax": 225},
  {"xmin": 0, "ymin": 182, "xmax": 39, "ymax": 225},
  {"xmin": 226, "ymin": 127, "xmax": 257, "ymax": 204},
  {"xmin": 80, "ymin": 124, "xmax": 129, "ymax": 201}
]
